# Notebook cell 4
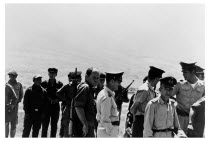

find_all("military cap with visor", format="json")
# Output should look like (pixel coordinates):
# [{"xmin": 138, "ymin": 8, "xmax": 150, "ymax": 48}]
[
  {"xmin": 160, "ymin": 76, "xmax": 177, "ymax": 88},
  {"xmin": 48, "ymin": 68, "xmax": 58, "ymax": 74},
  {"xmin": 8, "ymin": 70, "xmax": 18, "ymax": 76},
  {"xmin": 105, "ymin": 71, "xmax": 124, "ymax": 82},
  {"xmin": 180, "ymin": 62, "xmax": 196, "ymax": 72},
  {"xmin": 148, "ymin": 66, "xmax": 165, "ymax": 78},
  {"xmin": 33, "ymin": 74, "xmax": 42, "ymax": 81}
]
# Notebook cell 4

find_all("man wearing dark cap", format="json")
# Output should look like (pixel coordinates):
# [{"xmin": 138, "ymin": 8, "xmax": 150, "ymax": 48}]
[
  {"xmin": 171, "ymin": 62, "xmax": 205, "ymax": 133},
  {"xmin": 5, "ymin": 70, "xmax": 23, "ymax": 137},
  {"xmin": 96, "ymin": 71, "xmax": 124, "ymax": 137},
  {"xmin": 195, "ymin": 65, "xmax": 205, "ymax": 80},
  {"xmin": 130, "ymin": 66, "xmax": 165, "ymax": 137},
  {"xmin": 143, "ymin": 77, "xmax": 186, "ymax": 138},
  {"xmin": 57, "ymin": 68, "xmax": 82, "ymax": 137},
  {"xmin": 22, "ymin": 75, "xmax": 47, "ymax": 137},
  {"xmin": 70, "ymin": 67, "xmax": 99, "ymax": 137},
  {"xmin": 41, "ymin": 68, "xmax": 63, "ymax": 137}
]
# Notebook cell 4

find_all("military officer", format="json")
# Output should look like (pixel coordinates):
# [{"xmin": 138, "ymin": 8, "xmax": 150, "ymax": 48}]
[
  {"xmin": 96, "ymin": 72, "xmax": 124, "ymax": 137},
  {"xmin": 22, "ymin": 75, "xmax": 47, "ymax": 137},
  {"xmin": 143, "ymin": 77, "xmax": 186, "ymax": 138},
  {"xmin": 57, "ymin": 68, "xmax": 82, "ymax": 137},
  {"xmin": 5, "ymin": 70, "xmax": 23, "ymax": 138},
  {"xmin": 130, "ymin": 66, "xmax": 165, "ymax": 137},
  {"xmin": 70, "ymin": 67, "xmax": 99, "ymax": 137},
  {"xmin": 171, "ymin": 62, "xmax": 205, "ymax": 133},
  {"xmin": 41, "ymin": 68, "xmax": 63, "ymax": 137}
]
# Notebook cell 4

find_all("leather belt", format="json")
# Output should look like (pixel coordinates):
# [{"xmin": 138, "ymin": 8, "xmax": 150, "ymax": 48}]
[
  {"xmin": 153, "ymin": 128, "xmax": 174, "ymax": 133},
  {"xmin": 111, "ymin": 121, "xmax": 120, "ymax": 126}
]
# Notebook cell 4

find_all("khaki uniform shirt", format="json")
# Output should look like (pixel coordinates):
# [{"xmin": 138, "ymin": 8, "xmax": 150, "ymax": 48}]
[
  {"xmin": 171, "ymin": 79, "xmax": 205, "ymax": 114},
  {"xmin": 133, "ymin": 81, "xmax": 156, "ymax": 115},
  {"xmin": 143, "ymin": 96, "xmax": 181, "ymax": 137}
]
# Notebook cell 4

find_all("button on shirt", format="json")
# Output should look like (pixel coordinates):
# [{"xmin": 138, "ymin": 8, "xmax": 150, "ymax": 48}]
[
  {"xmin": 143, "ymin": 96, "xmax": 180, "ymax": 137},
  {"xmin": 171, "ymin": 80, "xmax": 205, "ymax": 114},
  {"xmin": 133, "ymin": 81, "xmax": 156, "ymax": 115}
]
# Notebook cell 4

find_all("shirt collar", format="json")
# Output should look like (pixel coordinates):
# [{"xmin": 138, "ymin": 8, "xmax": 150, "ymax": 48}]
[
  {"xmin": 147, "ymin": 81, "xmax": 154, "ymax": 91},
  {"xmin": 159, "ymin": 96, "xmax": 170, "ymax": 105},
  {"xmin": 104, "ymin": 86, "xmax": 115, "ymax": 97}
]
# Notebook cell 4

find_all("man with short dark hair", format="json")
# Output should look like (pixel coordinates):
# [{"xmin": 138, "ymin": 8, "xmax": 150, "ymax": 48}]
[
  {"xmin": 41, "ymin": 68, "xmax": 63, "ymax": 137},
  {"xmin": 96, "ymin": 71, "xmax": 124, "ymax": 137},
  {"xmin": 171, "ymin": 62, "xmax": 205, "ymax": 133},
  {"xmin": 22, "ymin": 75, "xmax": 47, "ymax": 137},
  {"xmin": 57, "ymin": 69, "xmax": 82, "ymax": 137},
  {"xmin": 5, "ymin": 70, "xmax": 23, "ymax": 138},
  {"xmin": 70, "ymin": 67, "xmax": 99, "ymax": 137},
  {"xmin": 130, "ymin": 66, "xmax": 165, "ymax": 137},
  {"xmin": 143, "ymin": 77, "xmax": 186, "ymax": 138}
]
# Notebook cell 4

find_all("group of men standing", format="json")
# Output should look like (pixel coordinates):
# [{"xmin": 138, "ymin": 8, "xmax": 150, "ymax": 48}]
[
  {"xmin": 5, "ymin": 61, "xmax": 205, "ymax": 138},
  {"xmin": 125, "ymin": 61, "xmax": 205, "ymax": 138}
]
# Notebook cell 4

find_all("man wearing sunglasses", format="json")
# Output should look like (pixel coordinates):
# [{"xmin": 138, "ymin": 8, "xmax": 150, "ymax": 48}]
[{"xmin": 143, "ymin": 76, "xmax": 186, "ymax": 138}]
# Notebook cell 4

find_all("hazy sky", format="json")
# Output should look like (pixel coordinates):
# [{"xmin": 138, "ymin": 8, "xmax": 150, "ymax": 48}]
[
  {"xmin": 6, "ymin": 4, "xmax": 205, "ymax": 65},
  {"xmin": 4, "ymin": 3, "xmax": 205, "ymax": 87}
]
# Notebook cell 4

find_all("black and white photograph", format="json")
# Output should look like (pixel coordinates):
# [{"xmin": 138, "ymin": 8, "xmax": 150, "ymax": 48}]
[{"xmin": 1, "ymin": 0, "xmax": 208, "ymax": 138}]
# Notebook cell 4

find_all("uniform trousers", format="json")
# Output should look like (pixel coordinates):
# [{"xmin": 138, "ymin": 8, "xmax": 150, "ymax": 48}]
[
  {"xmin": 41, "ymin": 103, "xmax": 60, "ymax": 137},
  {"xmin": 177, "ymin": 114, "xmax": 189, "ymax": 133},
  {"xmin": 97, "ymin": 122, "xmax": 119, "ymax": 137},
  {"xmin": 132, "ymin": 115, "xmax": 144, "ymax": 137},
  {"xmin": 22, "ymin": 110, "xmax": 42, "ymax": 137}
]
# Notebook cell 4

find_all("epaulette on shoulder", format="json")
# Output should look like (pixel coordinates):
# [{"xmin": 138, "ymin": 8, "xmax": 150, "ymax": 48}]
[{"xmin": 150, "ymin": 97, "xmax": 159, "ymax": 103}]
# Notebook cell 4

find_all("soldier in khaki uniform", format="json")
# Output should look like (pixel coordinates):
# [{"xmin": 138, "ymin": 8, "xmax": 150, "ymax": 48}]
[
  {"xmin": 143, "ymin": 77, "xmax": 186, "ymax": 138},
  {"xmin": 5, "ymin": 70, "xmax": 23, "ymax": 138},
  {"xmin": 96, "ymin": 72, "xmax": 124, "ymax": 137},
  {"xmin": 171, "ymin": 62, "xmax": 205, "ymax": 133},
  {"xmin": 130, "ymin": 66, "xmax": 165, "ymax": 137}
]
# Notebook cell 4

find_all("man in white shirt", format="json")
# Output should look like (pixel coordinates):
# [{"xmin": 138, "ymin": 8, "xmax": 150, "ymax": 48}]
[{"xmin": 96, "ymin": 71, "xmax": 124, "ymax": 137}]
